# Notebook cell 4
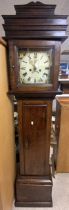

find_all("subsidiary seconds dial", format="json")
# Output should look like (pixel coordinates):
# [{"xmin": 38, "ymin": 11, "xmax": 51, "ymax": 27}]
[{"xmin": 18, "ymin": 50, "xmax": 52, "ymax": 84}]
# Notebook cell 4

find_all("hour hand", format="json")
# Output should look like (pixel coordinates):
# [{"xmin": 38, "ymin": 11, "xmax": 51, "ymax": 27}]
[{"xmin": 33, "ymin": 66, "xmax": 39, "ymax": 73}]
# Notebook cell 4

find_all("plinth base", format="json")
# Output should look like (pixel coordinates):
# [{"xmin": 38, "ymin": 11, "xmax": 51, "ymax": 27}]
[{"xmin": 15, "ymin": 174, "xmax": 53, "ymax": 207}]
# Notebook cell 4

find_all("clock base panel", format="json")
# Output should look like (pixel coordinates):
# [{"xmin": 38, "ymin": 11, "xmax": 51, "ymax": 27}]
[
  {"xmin": 15, "ymin": 174, "xmax": 52, "ymax": 207},
  {"xmin": 15, "ymin": 200, "xmax": 52, "ymax": 207}
]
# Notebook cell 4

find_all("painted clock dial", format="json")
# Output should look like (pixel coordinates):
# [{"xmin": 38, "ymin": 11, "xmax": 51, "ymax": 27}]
[{"xmin": 18, "ymin": 49, "xmax": 52, "ymax": 84}]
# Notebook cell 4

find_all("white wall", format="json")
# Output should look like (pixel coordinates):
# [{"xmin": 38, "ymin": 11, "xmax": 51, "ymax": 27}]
[{"xmin": 0, "ymin": 0, "xmax": 69, "ymax": 52}]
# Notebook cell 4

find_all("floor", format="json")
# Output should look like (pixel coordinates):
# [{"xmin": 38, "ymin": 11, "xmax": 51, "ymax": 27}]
[{"xmin": 13, "ymin": 173, "xmax": 69, "ymax": 210}]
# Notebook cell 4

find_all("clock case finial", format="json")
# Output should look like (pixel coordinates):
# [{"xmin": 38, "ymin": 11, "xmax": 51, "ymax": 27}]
[{"xmin": 14, "ymin": 1, "xmax": 56, "ymax": 15}]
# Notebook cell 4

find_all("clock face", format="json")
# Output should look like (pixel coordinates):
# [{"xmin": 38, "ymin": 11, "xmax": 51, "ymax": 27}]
[{"xmin": 18, "ymin": 49, "xmax": 52, "ymax": 84}]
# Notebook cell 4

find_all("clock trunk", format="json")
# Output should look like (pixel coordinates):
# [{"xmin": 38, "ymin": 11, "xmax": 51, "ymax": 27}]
[{"xmin": 18, "ymin": 100, "xmax": 52, "ymax": 176}]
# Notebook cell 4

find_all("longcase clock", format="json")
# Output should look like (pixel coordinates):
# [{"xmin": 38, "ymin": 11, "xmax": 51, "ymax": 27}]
[{"xmin": 2, "ymin": 1, "xmax": 67, "ymax": 207}]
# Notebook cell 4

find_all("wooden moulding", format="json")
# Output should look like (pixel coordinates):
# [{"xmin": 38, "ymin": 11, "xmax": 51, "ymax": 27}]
[
  {"xmin": 15, "ymin": 174, "xmax": 52, "ymax": 207},
  {"xmin": 8, "ymin": 90, "xmax": 62, "ymax": 100},
  {"xmin": 2, "ymin": 2, "xmax": 68, "ymax": 41}
]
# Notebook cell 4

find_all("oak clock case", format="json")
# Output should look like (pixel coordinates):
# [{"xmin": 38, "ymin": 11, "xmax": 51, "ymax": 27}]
[{"xmin": 2, "ymin": 1, "xmax": 67, "ymax": 208}]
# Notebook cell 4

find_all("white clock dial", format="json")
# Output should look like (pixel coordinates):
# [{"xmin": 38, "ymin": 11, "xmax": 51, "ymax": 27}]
[{"xmin": 18, "ymin": 50, "xmax": 52, "ymax": 84}]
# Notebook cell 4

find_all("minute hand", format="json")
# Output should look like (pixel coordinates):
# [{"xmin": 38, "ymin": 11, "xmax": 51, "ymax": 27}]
[{"xmin": 44, "ymin": 61, "xmax": 48, "ymax": 63}]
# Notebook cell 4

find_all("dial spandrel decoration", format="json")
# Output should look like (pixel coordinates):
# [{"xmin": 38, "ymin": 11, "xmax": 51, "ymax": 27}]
[{"xmin": 18, "ymin": 49, "xmax": 52, "ymax": 84}]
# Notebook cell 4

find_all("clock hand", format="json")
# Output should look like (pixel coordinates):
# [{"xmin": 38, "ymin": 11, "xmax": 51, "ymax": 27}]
[
  {"xmin": 34, "ymin": 52, "xmax": 37, "ymax": 59},
  {"xmin": 44, "ymin": 61, "xmax": 48, "ymax": 63},
  {"xmin": 33, "ymin": 66, "xmax": 39, "ymax": 73},
  {"xmin": 28, "ymin": 55, "xmax": 31, "ymax": 59},
  {"xmin": 22, "ymin": 61, "xmax": 27, "ymax": 63}
]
